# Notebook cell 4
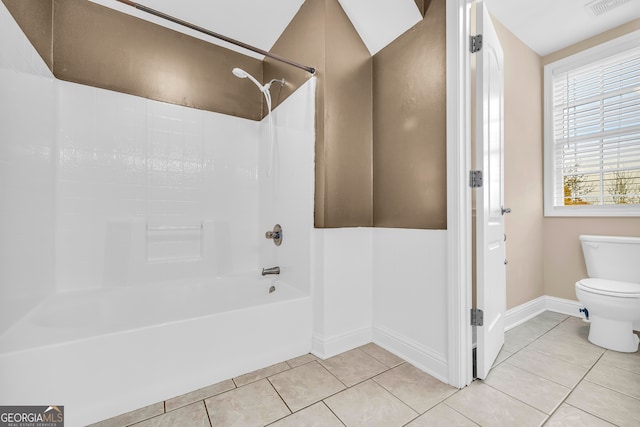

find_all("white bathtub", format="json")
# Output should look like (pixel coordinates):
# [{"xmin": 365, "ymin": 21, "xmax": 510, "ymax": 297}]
[{"xmin": 0, "ymin": 275, "xmax": 312, "ymax": 426}]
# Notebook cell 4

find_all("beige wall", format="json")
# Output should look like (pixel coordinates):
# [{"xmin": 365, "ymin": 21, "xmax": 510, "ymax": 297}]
[
  {"xmin": 542, "ymin": 18, "xmax": 640, "ymax": 302},
  {"xmin": 544, "ymin": 218, "xmax": 640, "ymax": 300},
  {"xmin": 372, "ymin": 0, "xmax": 447, "ymax": 229},
  {"xmin": 491, "ymin": 18, "xmax": 545, "ymax": 309}
]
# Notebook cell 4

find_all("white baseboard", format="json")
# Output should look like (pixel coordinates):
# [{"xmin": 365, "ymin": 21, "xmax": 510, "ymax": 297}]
[
  {"xmin": 311, "ymin": 327, "xmax": 372, "ymax": 360},
  {"xmin": 545, "ymin": 296, "xmax": 583, "ymax": 317},
  {"xmin": 504, "ymin": 295, "xmax": 584, "ymax": 331},
  {"xmin": 504, "ymin": 296, "xmax": 547, "ymax": 331},
  {"xmin": 373, "ymin": 326, "xmax": 448, "ymax": 383}
]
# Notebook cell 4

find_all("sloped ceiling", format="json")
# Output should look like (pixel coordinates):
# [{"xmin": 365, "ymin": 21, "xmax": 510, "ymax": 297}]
[
  {"xmin": 91, "ymin": 0, "xmax": 423, "ymax": 58},
  {"xmin": 337, "ymin": 0, "xmax": 423, "ymax": 55},
  {"xmin": 92, "ymin": 0, "xmax": 640, "ymax": 60},
  {"xmin": 89, "ymin": 0, "xmax": 306, "ymax": 58},
  {"xmin": 486, "ymin": 0, "xmax": 640, "ymax": 56}
]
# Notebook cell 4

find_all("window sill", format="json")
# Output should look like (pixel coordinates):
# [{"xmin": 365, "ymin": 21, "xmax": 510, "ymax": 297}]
[{"xmin": 544, "ymin": 205, "xmax": 640, "ymax": 218}]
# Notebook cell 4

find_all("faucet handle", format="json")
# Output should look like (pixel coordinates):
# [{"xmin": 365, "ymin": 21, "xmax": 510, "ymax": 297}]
[{"xmin": 265, "ymin": 224, "xmax": 283, "ymax": 246}]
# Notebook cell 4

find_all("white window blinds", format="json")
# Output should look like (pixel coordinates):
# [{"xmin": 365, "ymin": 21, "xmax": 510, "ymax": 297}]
[{"xmin": 550, "ymin": 43, "xmax": 640, "ymax": 207}]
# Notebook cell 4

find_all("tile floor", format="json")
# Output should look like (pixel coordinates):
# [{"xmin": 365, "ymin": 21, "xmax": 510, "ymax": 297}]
[{"xmin": 91, "ymin": 311, "xmax": 640, "ymax": 427}]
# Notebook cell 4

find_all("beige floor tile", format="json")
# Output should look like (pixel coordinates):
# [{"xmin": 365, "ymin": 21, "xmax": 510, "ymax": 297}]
[
  {"xmin": 319, "ymin": 348, "xmax": 387, "ymax": 387},
  {"xmin": 359, "ymin": 343, "xmax": 405, "ymax": 368},
  {"xmin": 286, "ymin": 353, "xmax": 318, "ymax": 368},
  {"xmin": 324, "ymin": 380, "xmax": 417, "ymax": 427},
  {"xmin": 165, "ymin": 379, "xmax": 235, "ymax": 412},
  {"xmin": 406, "ymin": 403, "xmax": 478, "ymax": 426},
  {"xmin": 493, "ymin": 348, "xmax": 513, "ymax": 367},
  {"xmin": 88, "ymin": 402, "xmax": 164, "ymax": 427},
  {"xmin": 268, "ymin": 361, "xmax": 345, "ymax": 412},
  {"xmin": 527, "ymin": 332, "xmax": 604, "ymax": 368},
  {"xmin": 373, "ymin": 363, "xmax": 456, "ymax": 413},
  {"xmin": 483, "ymin": 363, "xmax": 570, "ymax": 414},
  {"xmin": 527, "ymin": 312, "xmax": 567, "ymax": 332},
  {"xmin": 444, "ymin": 381, "xmax": 547, "ymax": 427},
  {"xmin": 585, "ymin": 361, "xmax": 640, "ymax": 400},
  {"xmin": 545, "ymin": 318, "xmax": 591, "ymax": 344},
  {"xmin": 536, "ymin": 311, "xmax": 569, "ymax": 324},
  {"xmin": 131, "ymin": 402, "xmax": 209, "ymax": 427},
  {"xmin": 566, "ymin": 380, "xmax": 640, "ymax": 427},
  {"xmin": 598, "ymin": 349, "xmax": 640, "ymax": 375},
  {"xmin": 268, "ymin": 402, "xmax": 344, "ymax": 427},
  {"xmin": 233, "ymin": 361, "xmax": 290, "ymax": 387},
  {"xmin": 503, "ymin": 323, "xmax": 547, "ymax": 353},
  {"xmin": 545, "ymin": 404, "xmax": 616, "ymax": 427},
  {"xmin": 205, "ymin": 379, "xmax": 290, "ymax": 427},
  {"xmin": 506, "ymin": 348, "xmax": 588, "ymax": 388},
  {"xmin": 552, "ymin": 317, "xmax": 590, "ymax": 335}
]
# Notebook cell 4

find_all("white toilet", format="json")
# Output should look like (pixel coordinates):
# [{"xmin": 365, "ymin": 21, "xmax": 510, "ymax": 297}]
[{"xmin": 575, "ymin": 235, "xmax": 640, "ymax": 353}]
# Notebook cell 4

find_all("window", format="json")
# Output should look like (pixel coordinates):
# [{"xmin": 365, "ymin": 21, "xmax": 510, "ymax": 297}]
[{"xmin": 544, "ymin": 30, "xmax": 640, "ymax": 216}]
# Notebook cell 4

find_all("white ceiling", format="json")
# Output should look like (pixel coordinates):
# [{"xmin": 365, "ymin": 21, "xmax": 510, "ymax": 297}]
[
  {"xmin": 91, "ymin": 0, "xmax": 640, "ymax": 62},
  {"xmin": 486, "ymin": 0, "xmax": 640, "ymax": 56},
  {"xmin": 91, "ymin": 0, "xmax": 422, "ymax": 59},
  {"xmin": 90, "ymin": 0, "xmax": 306, "ymax": 58},
  {"xmin": 337, "ymin": 0, "xmax": 422, "ymax": 55}
]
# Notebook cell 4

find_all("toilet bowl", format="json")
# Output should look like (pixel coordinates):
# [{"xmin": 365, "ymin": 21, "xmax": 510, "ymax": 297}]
[{"xmin": 575, "ymin": 235, "xmax": 640, "ymax": 353}]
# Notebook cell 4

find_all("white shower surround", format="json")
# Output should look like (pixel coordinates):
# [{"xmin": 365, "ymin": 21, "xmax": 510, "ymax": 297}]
[{"xmin": 0, "ymin": 73, "xmax": 316, "ymax": 426}]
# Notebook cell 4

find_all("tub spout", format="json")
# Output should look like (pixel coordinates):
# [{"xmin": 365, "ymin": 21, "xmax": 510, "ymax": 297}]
[{"xmin": 262, "ymin": 266, "xmax": 280, "ymax": 276}]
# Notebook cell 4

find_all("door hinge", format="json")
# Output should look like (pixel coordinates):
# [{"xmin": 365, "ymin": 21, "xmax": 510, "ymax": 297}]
[
  {"xmin": 470, "ymin": 34, "xmax": 483, "ymax": 53},
  {"xmin": 471, "ymin": 308, "xmax": 484, "ymax": 326},
  {"xmin": 470, "ymin": 170, "xmax": 483, "ymax": 188}
]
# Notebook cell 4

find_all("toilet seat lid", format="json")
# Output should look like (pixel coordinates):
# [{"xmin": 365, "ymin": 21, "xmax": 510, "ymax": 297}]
[{"xmin": 577, "ymin": 278, "xmax": 640, "ymax": 296}]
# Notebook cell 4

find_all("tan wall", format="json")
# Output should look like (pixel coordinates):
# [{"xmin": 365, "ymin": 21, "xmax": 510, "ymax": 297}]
[
  {"xmin": 2, "ymin": 0, "xmax": 53, "ymax": 70},
  {"xmin": 372, "ymin": 0, "xmax": 446, "ymax": 229},
  {"xmin": 413, "ymin": 0, "xmax": 431, "ymax": 17},
  {"xmin": 4, "ymin": 0, "xmax": 266, "ymax": 120},
  {"xmin": 542, "ymin": 18, "xmax": 640, "ymax": 302},
  {"xmin": 491, "ymin": 18, "xmax": 545, "ymax": 309},
  {"xmin": 266, "ymin": 0, "xmax": 373, "ymax": 228},
  {"xmin": 53, "ymin": 0, "xmax": 264, "ymax": 120}
]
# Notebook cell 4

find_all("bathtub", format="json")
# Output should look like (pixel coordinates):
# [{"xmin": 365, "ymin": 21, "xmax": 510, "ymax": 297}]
[{"xmin": 0, "ymin": 275, "xmax": 312, "ymax": 426}]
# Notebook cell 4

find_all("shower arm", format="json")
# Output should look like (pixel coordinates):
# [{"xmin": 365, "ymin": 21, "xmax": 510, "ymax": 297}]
[{"xmin": 115, "ymin": 0, "xmax": 316, "ymax": 75}]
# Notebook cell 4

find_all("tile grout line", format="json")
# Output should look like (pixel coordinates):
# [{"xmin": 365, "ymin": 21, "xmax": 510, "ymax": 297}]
[
  {"xmin": 264, "ymin": 377, "xmax": 294, "ymax": 424},
  {"xmin": 262, "ymin": 350, "xmax": 410, "ymax": 425},
  {"xmin": 487, "ymin": 317, "xmax": 589, "ymax": 424},
  {"xmin": 480, "ymin": 377, "xmax": 558, "ymax": 419},
  {"xmin": 201, "ymin": 399, "xmax": 213, "ymax": 427},
  {"xmin": 581, "ymin": 377, "xmax": 640, "ymax": 403},
  {"xmin": 319, "ymin": 401, "xmax": 348, "ymax": 427},
  {"xmin": 441, "ymin": 400, "xmax": 482, "ymax": 426},
  {"xmin": 370, "ymin": 370, "xmax": 456, "ymax": 417},
  {"xmin": 519, "ymin": 319, "xmax": 609, "ymax": 426},
  {"xmin": 561, "ymin": 402, "xmax": 621, "ymax": 426}
]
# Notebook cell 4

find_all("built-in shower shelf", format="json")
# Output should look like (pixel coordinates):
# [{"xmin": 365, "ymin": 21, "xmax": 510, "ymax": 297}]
[
  {"xmin": 146, "ymin": 223, "xmax": 203, "ymax": 231},
  {"xmin": 146, "ymin": 222, "xmax": 204, "ymax": 262}
]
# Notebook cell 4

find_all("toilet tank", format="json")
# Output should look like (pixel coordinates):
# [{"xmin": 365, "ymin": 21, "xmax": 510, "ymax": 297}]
[{"xmin": 580, "ymin": 235, "xmax": 640, "ymax": 283}]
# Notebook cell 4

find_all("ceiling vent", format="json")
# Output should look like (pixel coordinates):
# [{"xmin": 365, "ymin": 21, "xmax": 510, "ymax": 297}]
[{"xmin": 585, "ymin": 0, "xmax": 634, "ymax": 16}]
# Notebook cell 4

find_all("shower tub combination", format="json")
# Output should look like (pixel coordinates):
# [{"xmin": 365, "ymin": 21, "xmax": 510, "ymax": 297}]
[{"xmin": 0, "ymin": 275, "xmax": 312, "ymax": 426}]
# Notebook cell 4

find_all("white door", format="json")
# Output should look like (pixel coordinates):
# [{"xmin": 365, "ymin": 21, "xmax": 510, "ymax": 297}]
[{"xmin": 475, "ymin": 1, "xmax": 506, "ymax": 380}]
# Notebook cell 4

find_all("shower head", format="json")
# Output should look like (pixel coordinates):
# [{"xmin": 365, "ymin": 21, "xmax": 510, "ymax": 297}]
[
  {"xmin": 232, "ymin": 67, "xmax": 248, "ymax": 79},
  {"xmin": 232, "ymin": 67, "xmax": 266, "ymax": 92}
]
